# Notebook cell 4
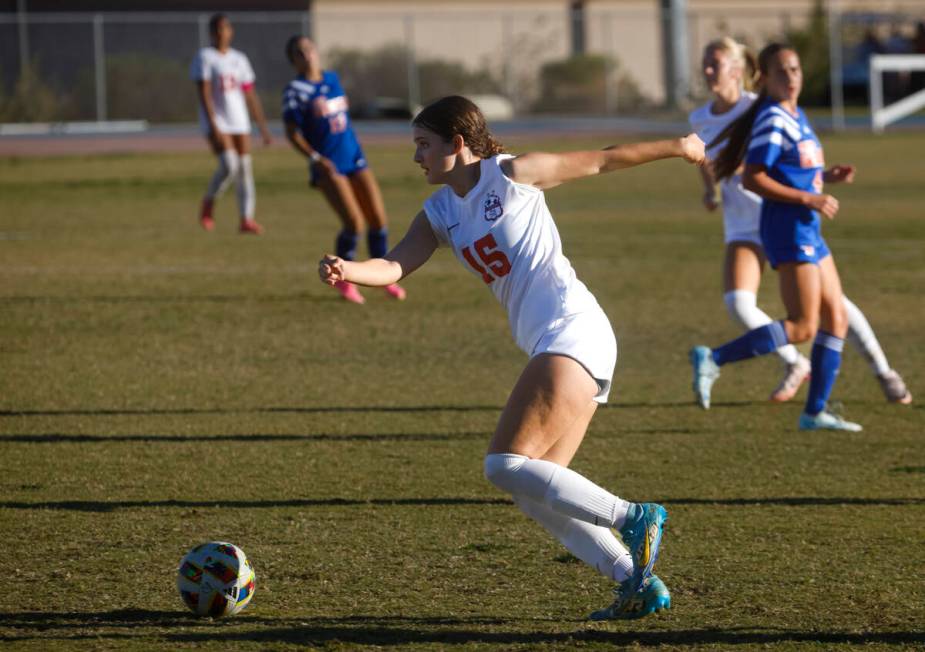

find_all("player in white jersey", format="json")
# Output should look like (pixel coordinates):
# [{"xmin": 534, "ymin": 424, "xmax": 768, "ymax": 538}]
[
  {"xmin": 691, "ymin": 37, "xmax": 911, "ymax": 404},
  {"xmin": 191, "ymin": 13, "xmax": 272, "ymax": 234},
  {"xmin": 318, "ymin": 96, "xmax": 706, "ymax": 620}
]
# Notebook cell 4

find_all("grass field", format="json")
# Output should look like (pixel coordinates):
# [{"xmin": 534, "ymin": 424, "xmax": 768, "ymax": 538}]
[{"xmin": 1, "ymin": 130, "xmax": 923, "ymax": 651}]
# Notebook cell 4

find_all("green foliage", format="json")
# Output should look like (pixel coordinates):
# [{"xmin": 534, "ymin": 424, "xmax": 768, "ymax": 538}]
[
  {"xmin": 0, "ymin": 60, "xmax": 75, "ymax": 122},
  {"xmin": 787, "ymin": 0, "xmax": 831, "ymax": 106},
  {"xmin": 534, "ymin": 54, "xmax": 646, "ymax": 114},
  {"xmin": 326, "ymin": 43, "xmax": 501, "ymax": 114},
  {"xmin": 75, "ymin": 54, "xmax": 195, "ymax": 122}
]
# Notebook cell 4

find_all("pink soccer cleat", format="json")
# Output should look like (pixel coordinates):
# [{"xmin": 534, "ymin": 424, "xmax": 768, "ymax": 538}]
[
  {"xmin": 770, "ymin": 356, "xmax": 811, "ymax": 402},
  {"xmin": 239, "ymin": 219, "xmax": 264, "ymax": 235},
  {"xmin": 334, "ymin": 280, "xmax": 365, "ymax": 304},
  {"xmin": 199, "ymin": 199, "xmax": 215, "ymax": 231},
  {"xmin": 383, "ymin": 283, "xmax": 407, "ymax": 300}
]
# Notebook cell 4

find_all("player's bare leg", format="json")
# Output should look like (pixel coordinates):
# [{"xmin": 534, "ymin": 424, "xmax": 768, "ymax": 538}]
[
  {"xmin": 350, "ymin": 169, "xmax": 406, "ymax": 300},
  {"xmin": 484, "ymin": 354, "xmax": 668, "ymax": 607},
  {"xmin": 316, "ymin": 171, "xmax": 367, "ymax": 304},
  {"xmin": 723, "ymin": 242, "xmax": 809, "ymax": 401}
]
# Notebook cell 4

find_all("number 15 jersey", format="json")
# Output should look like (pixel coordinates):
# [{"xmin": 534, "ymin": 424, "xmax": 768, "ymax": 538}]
[{"xmin": 423, "ymin": 154, "xmax": 601, "ymax": 355}]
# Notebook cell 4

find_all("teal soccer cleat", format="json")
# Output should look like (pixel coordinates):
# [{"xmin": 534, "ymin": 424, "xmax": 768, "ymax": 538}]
[
  {"xmin": 618, "ymin": 503, "xmax": 668, "ymax": 593},
  {"xmin": 589, "ymin": 574, "xmax": 671, "ymax": 621},
  {"xmin": 689, "ymin": 345, "xmax": 720, "ymax": 409},
  {"xmin": 798, "ymin": 410, "xmax": 863, "ymax": 432}
]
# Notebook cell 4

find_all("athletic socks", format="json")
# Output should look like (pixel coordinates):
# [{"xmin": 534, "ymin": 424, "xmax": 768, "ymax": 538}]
[
  {"xmin": 711, "ymin": 320, "xmax": 789, "ymax": 366},
  {"xmin": 483, "ymin": 453, "xmax": 633, "ymax": 528},
  {"xmin": 336, "ymin": 230, "xmax": 359, "ymax": 261},
  {"xmin": 843, "ymin": 296, "xmax": 891, "ymax": 376},
  {"xmin": 236, "ymin": 153, "xmax": 256, "ymax": 220},
  {"xmin": 805, "ymin": 331, "xmax": 844, "ymax": 415},
  {"xmin": 205, "ymin": 149, "xmax": 240, "ymax": 200},
  {"xmin": 367, "ymin": 228, "xmax": 389, "ymax": 259},
  {"xmin": 724, "ymin": 290, "xmax": 802, "ymax": 365},
  {"xmin": 514, "ymin": 494, "xmax": 633, "ymax": 582}
]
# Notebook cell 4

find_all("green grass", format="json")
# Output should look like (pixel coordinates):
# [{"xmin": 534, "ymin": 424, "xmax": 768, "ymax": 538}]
[{"xmin": 1, "ymin": 131, "xmax": 923, "ymax": 650}]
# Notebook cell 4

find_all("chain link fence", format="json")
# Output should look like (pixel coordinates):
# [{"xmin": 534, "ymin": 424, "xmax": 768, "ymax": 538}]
[{"xmin": 0, "ymin": 5, "xmax": 922, "ymax": 124}]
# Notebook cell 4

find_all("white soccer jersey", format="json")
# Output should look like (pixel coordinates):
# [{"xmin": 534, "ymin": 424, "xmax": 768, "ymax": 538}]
[
  {"xmin": 423, "ymin": 155, "xmax": 601, "ymax": 356},
  {"xmin": 689, "ymin": 92, "xmax": 763, "ymax": 243},
  {"xmin": 190, "ymin": 47, "xmax": 255, "ymax": 135}
]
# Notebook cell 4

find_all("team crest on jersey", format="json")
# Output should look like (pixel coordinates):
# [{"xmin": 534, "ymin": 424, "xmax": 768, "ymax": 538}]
[{"xmin": 483, "ymin": 190, "xmax": 503, "ymax": 221}]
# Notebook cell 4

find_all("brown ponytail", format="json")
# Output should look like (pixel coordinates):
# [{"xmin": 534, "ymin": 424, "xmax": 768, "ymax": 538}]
[
  {"xmin": 710, "ymin": 42, "xmax": 793, "ymax": 180},
  {"xmin": 412, "ymin": 96, "xmax": 505, "ymax": 158}
]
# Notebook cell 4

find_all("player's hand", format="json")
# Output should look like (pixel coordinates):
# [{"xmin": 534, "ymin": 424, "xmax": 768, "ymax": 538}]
[
  {"xmin": 311, "ymin": 156, "xmax": 338, "ymax": 178},
  {"xmin": 680, "ymin": 133, "xmax": 706, "ymax": 166},
  {"xmin": 824, "ymin": 164, "xmax": 855, "ymax": 184},
  {"xmin": 318, "ymin": 254, "xmax": 345, "ymax": 286},
  {"xmin": 702, "ymin": 190, "xmax": 719, "ymax": 211},
  {"xmin": 807, "ymin": 193, "xmax": 839, "ymax": 219},
  {"xmin": 260, "ymin": 127, "xmax": 273, "ymax": 146}
]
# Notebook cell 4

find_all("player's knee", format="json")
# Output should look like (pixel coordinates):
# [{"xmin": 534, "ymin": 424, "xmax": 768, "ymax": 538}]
[
  {"xmin": 788, "ymin": 318, "xmax": 818, "ymax": 344},
  {"xmin": 821, "ymin": 302, "xmax": 848, "ymax": 337},
  {"xmin": 483, "ymin": 453, "xmax": 528, "ymax": 494}
]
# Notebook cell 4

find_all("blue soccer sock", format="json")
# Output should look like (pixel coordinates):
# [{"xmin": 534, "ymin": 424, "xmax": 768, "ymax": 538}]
[
  {"xmin": 367, "ymin": 228, "xmax": 389, "ymax": 259},
  {"xmin": 712, "ymin": 320, "xmax": 789, "ymax": 366},
  {"xmin": 336, "ymin": 229, "xmax": 358, "ymax": 261},
  {"xmin": 805, "ymin": 331, "xmax": 843, "ymax": 416}
]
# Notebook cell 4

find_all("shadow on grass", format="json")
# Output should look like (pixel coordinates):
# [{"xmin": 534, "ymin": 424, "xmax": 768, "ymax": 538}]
[
  {"xmin": 0, "ymin": 432, "xmax": 486, "ymax": 444},
  {"xmin": 1, "ymin": 611, "xmax": 922, "ymax": 647},
  {"xmin": 2, "ymin": 495, "xmax": 923, "ymax": 513},
  {"xmin": 0, "ymin": 400, "xmax": 759, "ymax": 418},
  {"xmin": 0, "ymin": 497, "xmax": 514, "ymax": 512}
]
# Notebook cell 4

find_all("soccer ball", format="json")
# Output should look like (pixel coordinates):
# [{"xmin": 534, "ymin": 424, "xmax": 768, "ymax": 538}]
[{"xmin": 176, "ymin": 541, "xmax": 256, "ymax": 618}]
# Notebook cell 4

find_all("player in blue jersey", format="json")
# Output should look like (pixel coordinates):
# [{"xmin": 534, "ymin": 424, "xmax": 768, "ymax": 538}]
[
  {"xmin": 282, "ymin": 35, "xmax": 405, "ymax": 304},
  {"xmin": 690, "ymin": 37, "xmax": 911, "ymax": 405},
  {"xmin": 690, "ymin": 42, "xmax": 874, "ymax": 431}
]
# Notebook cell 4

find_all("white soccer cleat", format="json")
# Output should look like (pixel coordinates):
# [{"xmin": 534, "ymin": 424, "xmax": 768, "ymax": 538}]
[
  {"xmin": 877, "ymin": 369, "xmax": 912, "ymax": 404},
  {"xmin": 798, "ymin": 410, "xmax": 863, "ymax": 432}
]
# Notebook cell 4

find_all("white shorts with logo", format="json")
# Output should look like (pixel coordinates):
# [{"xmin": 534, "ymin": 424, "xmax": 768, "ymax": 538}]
[{"xmin": 531, "ymin": 308, "xmax": 617, "ymax": 404}]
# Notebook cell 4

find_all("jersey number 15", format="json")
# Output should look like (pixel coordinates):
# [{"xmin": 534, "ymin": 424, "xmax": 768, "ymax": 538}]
[{"xmin": 462, "ymin": 233, "xmax": 512, "ymax": 284}]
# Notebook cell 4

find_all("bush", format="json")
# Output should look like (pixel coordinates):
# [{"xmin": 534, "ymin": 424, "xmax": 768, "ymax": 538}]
[
  {"xmin": 533, "ymin": 54, "xmax": 646, "ymax": 114},
  {"xmin": 75, "ymin": 54, "xmax": 194, "ymax": 122},
  {"xmin": 0, "ymin": 60, "xmax": 74, "ymax": 122},
  {"xmin": 326, "ymin": 43, "xmax": 501, "ymax": 116}
]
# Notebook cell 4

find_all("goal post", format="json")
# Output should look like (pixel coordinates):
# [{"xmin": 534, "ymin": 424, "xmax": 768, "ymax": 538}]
[{"xmin": 869, "ymin": 54, "xmax": 925, "ymax": 133}]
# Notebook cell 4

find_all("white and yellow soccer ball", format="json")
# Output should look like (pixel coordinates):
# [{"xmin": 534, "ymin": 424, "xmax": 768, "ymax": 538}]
[{"xmin": 177, "ymin": 542, "xmax": 256, "ymax": 618}]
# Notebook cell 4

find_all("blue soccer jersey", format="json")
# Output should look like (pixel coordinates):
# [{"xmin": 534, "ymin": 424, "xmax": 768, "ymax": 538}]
[
  {"xmin": 745, "ymin": 99, "xmax": 829, "ymax": 267},
  {"xmin": 282, "ymin": 71, "xmax": 367, "ymax": 178}
]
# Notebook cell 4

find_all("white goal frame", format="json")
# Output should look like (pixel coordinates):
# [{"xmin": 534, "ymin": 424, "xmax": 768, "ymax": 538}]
[{"xmin": 869, "ymin": 54, "xmax": 925, "ymax": 133}]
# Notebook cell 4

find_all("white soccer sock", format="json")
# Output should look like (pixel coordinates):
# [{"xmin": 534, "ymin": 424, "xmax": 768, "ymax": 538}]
[
  {"xmin": 724, "ymin": 290, "xmax": 802, "ymax": 365},
  {"xmin": 843, "ymin": 296, "xmax": 890, "ymax": 375},
  {"xmin": 205, "ymin": 149, "xmax": 240, "ymax": 200},
  {"xmin": 483, "ymin": 453, "xmax": 632, "ymax": 528},
  {"xmin": 514, "ymin": 494, "xmax": 633, "ymax": 582},
  {"xmin": 236, "ymin": 153, "xmax": 256, "ymax": 220}
]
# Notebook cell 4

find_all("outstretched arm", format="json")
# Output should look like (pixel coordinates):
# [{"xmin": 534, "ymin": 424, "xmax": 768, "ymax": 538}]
[
  {"xmin": 319, "ymin": 211, "xmax": 438, "ymax": 287},
  {"xmin": 503, "ymin": 134, "xmax": 705, "ymax": 190}
]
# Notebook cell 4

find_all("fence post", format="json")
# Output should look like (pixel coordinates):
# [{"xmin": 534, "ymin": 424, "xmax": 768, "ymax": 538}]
[
  {"xmin": 17, "ymin": 0, "xmax": 29, "ymax": 78},
  {"xmin": 198, "ymin": 13, "xmax": 208, "ymax": 50},
  {"xmin": 404, "ymin": 14, "xmax": 420, "ymax": 111},
  {"xmin": 94, "ymin": 13, "xmax": 107, "ymax": 122},
  {"xmin": 602, "ymin": 13, "xmax": 617, "ymax": 114},
  {"xmin": 828, "ymin": 0, "xmax": 845, "ymax": 131},
  {"xmin": 502, "ymin": 14, "xmax": 514, "ymax": 106}
]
